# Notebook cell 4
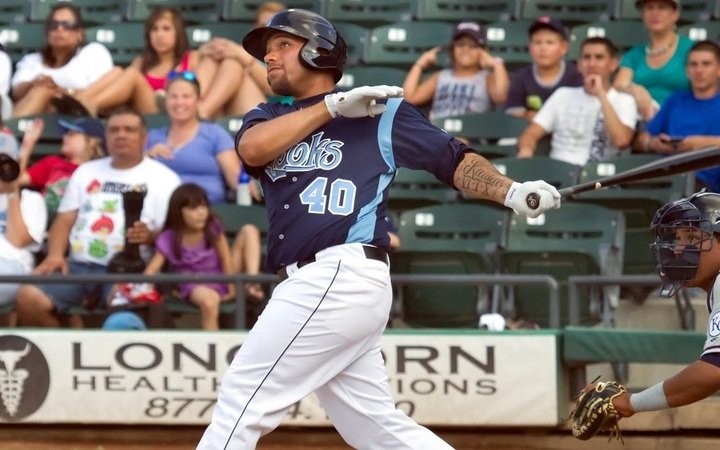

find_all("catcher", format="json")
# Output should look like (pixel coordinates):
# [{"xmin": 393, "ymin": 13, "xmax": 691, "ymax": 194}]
[{"xmin": 572, "ymin": 190, "xmax": 720, "ymax": 440}]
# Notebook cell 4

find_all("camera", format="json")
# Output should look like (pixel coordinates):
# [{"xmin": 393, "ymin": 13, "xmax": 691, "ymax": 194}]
[{"xmin": 0, "ymin": 153, "xmax": 19, "ymax": 182}]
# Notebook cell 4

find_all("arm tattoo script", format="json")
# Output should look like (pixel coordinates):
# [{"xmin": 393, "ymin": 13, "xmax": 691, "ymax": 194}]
[{"xmin": 454, "ymin": 154, "xmax": 509, "ymax": 202}]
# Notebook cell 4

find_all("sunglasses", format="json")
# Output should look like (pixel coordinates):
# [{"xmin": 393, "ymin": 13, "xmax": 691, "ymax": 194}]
[
  {"xmin": 48, "ymin": 20, "xmax": 81, "ymax": 31},
  {"xmin": 167, "ymin": 71, "xmax": 201, "ymax": 88}
]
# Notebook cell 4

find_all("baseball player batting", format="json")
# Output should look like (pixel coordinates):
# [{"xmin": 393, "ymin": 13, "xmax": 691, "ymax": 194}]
[{"xmin": 196, "ymin": 9, "xmax": 561, "ymax": 449}]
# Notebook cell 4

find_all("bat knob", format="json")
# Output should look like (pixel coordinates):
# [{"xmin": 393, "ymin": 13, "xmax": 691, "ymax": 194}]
[{"xmin": 526, "ymin": 193, "xmax": 540, "ymax": 210}]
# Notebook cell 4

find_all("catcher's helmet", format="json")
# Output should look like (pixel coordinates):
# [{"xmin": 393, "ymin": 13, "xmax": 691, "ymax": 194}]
[
  {"xmin": 651, "ymin": 191, "xmax": 720, "ymax": 297},
  {"xmin": 242, "ymin": 9, "xmax": 347, "ymax": 82}
]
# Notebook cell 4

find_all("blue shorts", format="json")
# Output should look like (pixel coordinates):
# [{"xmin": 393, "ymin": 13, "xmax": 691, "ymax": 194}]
[{"xmin": 40, "ymin": 261, "xmax": 111, "ymax": 313}]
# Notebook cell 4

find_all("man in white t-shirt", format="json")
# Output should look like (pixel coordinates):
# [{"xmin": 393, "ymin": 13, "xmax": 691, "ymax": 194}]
[
  {"xmin": 15, "ymin": 107, "xmax": 181, "ymax": 327},
  {"xmin": 517, "ymin": 37, "xmax": 638, "ymax": 166}
]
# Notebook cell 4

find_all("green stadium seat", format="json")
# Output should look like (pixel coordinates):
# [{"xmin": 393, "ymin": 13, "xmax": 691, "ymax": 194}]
[
  {"xmin": 325, "ymin": 0, "xmax": 415, "ymax": 27},
  {"xmin": 222, "ymin": 0, "xmax": 325, "ymax": 22},
  {"xmin": 572, "ymin": 154, "xmax": 694, "ymax": 277},
  {"xmin": 501, "ymin": 202, "xmax": 625, "ymax": 328},
  {"xmin": 616, "ymin": 0, "xmax": 718, "ymax": 23},
  {"xmin": 213, "ymin": 203, "xmax": 269, "ymax": 252},
  {"xmin": 392, "ymin": 203, "xmax": 510, "ymax": 327},
  {"xmin": 0, "ymin": 22, "xmax": 47, "ymax": 64},
  {"xmin": 336, "ymin": 66, "xmax": 407, "ymax": 91},
  {"xmin": 186, "ymin": 22, "xmax": 253, "ymax": 48},
  {"xmin": 431, "ymin": 111, "xmax": 528, "ymax": 158},
  {"xmin": 5, "ymin": 113, "xmax": 80, "ymax": 141},
  {"xmin": 334, "ymin": 22, "xmax": 369, "ymax": 66},
  {"xmin": 388, "ymin": 168, "xmax": 458, "ymax": 213},
  {"xmin": 415, "ymin": 0, "xmax": 518, "ymax": 23},
  {"xmin": 0, "ymin": 1, "xmax": 29, "ymax": 24},
  {"xmin": 86, "ymin": 23, "xmax": 145, "ymax": 66},
  {"xmin": 216, "ymin": 115, "xmax": 244, "ymax": 137},
  {"xmin": 142, "ymin": 113, "xmax": 171, "ymax": 130},
  {"xmin": 125, "ymin": 0, "xmax": 222, "ymax": 23},
  {"xmin": 519, "ymin": 0, "xmax": 615, "ymax": 25},
  {"xmin": 484, "ymin": 20, "xmax": 534, "ymax": 69},
  {"xmin": 364, "ymin": 21, "xmax": 454, "ymax": 67},
  {"xmin": 680, "ymin": 22, "xmax": 720, "ymax": 43},
  {"xmin": 491, "ymin": 156, "xmax": 580, "ymax": 190},
  {"xmin": 569, "ymin": 21, "xmax": 647, "ymax": 61},
  {"xmin": 29, "ymin": 0, "xmax": 125, "ymax": 24}
]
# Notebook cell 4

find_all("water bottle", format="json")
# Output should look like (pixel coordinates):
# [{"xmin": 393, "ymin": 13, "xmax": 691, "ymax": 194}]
[{"xmin": 236, "ymin": 167, "xmax": 252, "ymax": 206}]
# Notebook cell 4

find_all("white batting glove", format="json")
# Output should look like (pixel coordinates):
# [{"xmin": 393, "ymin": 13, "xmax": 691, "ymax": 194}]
[
  {"xmin": 504, "ymin": 181, "xmax": 561, "ymax": 218},
  {"xmin": 324, "ymin": 85, "xmax": 404, "ymax": 119}
]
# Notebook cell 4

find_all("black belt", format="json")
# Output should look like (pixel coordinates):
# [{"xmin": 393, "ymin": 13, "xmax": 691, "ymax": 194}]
[{"xmin": 277, "ymin": 245, "xmax": 388, "ymax": 281}]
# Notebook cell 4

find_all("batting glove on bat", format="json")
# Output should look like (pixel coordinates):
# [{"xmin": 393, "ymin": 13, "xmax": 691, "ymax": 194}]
[
  {"xmin": 325, "ymin": 85, "xmax": 404, "ymax": 119},
  {"xmin": 504, "ymin": 181, "xmax": 561, "ymax": 218}
]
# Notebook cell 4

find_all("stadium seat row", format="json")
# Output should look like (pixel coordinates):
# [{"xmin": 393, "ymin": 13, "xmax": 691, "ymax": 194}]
[
  {"xmin": 2, "ymin": 0, "xmax": 719, "ymax": 27},
  {"xmin": 3, "ymin": 17, "xmax": 719, "ymax": 69}
]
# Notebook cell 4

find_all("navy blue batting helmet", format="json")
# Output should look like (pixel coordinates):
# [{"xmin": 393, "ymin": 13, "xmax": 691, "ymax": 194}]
[
  {"xmin": 242, "ymin": 9, "xmax": 347, "ymax": 82},
  {"xmin": 651, "ymin": 191, "xmax": 720, "ymax": 297}
]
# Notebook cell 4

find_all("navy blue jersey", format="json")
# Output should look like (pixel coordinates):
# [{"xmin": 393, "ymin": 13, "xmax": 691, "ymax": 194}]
[
  {"xmin": 237, "ymin": 92, "xmax": 470, "ymax": 272},
  {"xmin": 505, "ymin": 62, "xmax": 583, "ymax": 115}
]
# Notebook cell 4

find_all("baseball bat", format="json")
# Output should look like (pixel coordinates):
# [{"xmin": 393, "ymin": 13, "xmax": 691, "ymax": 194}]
[{"xmin": 526, "ymin": 146, "xmax": 720, "ymax": 209}]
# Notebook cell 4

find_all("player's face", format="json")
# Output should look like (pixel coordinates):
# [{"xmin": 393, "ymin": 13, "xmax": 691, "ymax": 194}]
[
  {"xmin": 578, "ymin": 43, "xmax": 617, "ymax": 80},
  {"xmin": 670, "ymin": 226, "xmax": 717, "ymax": 289},
  {"xmin": 181, "ymin": 204, "xmax": 209, "ymax": 231},
  {"xmin": 263, "ymin": 32, "xmax": 309, "ymax": 96},
  {"xmin": 105, "ymin": 113, "xmax": 146, "ymax": 161},
  {"xmin": 149, "ymin": 14, "xmax": 177, "ymax": 54},
  {"xmin": 686, "ymin": 50, "xmax": 720, "ymax": 94},
  {"xmin": 529, "ymin": 29, "xmax": 568, "ymax": 69},
  {"xmin": 166, "ymin": 79, "xmax": 199, "ymax": 122}
]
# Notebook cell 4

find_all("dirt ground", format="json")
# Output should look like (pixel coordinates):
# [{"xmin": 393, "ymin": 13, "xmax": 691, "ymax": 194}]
[{"xmin": 1, "ymin": 425, "xmax": 720, "ymax": 450}]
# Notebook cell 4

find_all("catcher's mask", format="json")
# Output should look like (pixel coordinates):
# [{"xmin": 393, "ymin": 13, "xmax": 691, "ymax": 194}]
[
  {"xmin": 651, "ymin": 190, "xmax": 720, "ymax": 297},
  {"xmin": 242, "ymin": 9, "xmax": 347, "ymax": 82}
]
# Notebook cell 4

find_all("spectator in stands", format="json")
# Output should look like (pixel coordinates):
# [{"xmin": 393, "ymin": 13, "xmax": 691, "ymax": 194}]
[
  {"xmin": 613, "ymin": 0, "xmax": 692, "ymax": 121},
  {"xmin": 634, "ymin": 40, "xmax": 720, "ymax": 192},
  {"xmin": 517, "ymin": 37, "xmax": 638, "ymax": 166},
  {"xmin": 506, "ymin": 17, "xmax": 583, "ymax": 120},
  {"xmin": 144, "ymin": 183, "xmax": 234, "ymax": 330},
  {"xmin": 192, "ymin": 1, "xmax": 288, "ymax": 118},
  {"xmin": 0, "ymin": 122, "xmax": 47, "ymax": 325},
  {"xmin": 403, "ymin": 21, "xmax": 510, "ymax": 120},
  {"xmin": 145, "ymin": 71, "xmax": 240, "ymax": 205},
  {"xmin": 17, "ymin": 117, "xmax": 105, "ymax": 217},
  {"xmin": 14, "ymin": 107, "xmax": 181, "ymax": 327},
  {"xmin": 10, "ymin": 3, "xmax": 114, "ymax": 118},
  {"xmin": 0, "ymin": 44, "xmax": 13, "ymax": 119},
  {"xmin": 70, "ymin": 7, "xmax": 199, "ymax": 117}
]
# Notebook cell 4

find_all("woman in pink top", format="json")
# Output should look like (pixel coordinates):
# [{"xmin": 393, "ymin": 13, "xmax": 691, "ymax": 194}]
[{"xmin": 68, "ymin": 7, "xmax": 199, "ymax": 116}]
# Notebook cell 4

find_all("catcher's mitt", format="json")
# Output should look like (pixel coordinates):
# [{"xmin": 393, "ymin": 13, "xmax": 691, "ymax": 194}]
[{"xmin": 569, "ymin": 380, "xmax": 627, "ymax": 442}]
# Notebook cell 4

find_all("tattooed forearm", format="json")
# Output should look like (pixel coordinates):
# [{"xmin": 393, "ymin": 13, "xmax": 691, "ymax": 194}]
[{"xmin": 454, "ymin": 153, "xmax": 512, "ymax": 203}]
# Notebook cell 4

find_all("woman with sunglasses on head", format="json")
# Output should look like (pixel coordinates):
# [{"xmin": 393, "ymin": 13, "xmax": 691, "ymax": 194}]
[
  {"xmin": 68, "ymin": 6, "xmax": 199, "ymax": 117},
  {"xmin": 145, "ymin": 72, "xmax": 241, "ymax": 206},
  {"xmin": 10, "ymin": 4, "xmax": 113, "ymax": 118},
  {"xmin": 403, "ymin": 21, "xmax": 510, "ymax": 120}
]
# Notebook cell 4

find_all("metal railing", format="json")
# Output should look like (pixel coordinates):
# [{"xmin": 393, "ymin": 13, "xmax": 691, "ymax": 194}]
[
  {"xmin": 567, "ymin": 274, "xmax": 663, "ymax": 326},
  {"xmin": 0, "ymin": 273, "xmax": 561, "ymax": 329}
]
